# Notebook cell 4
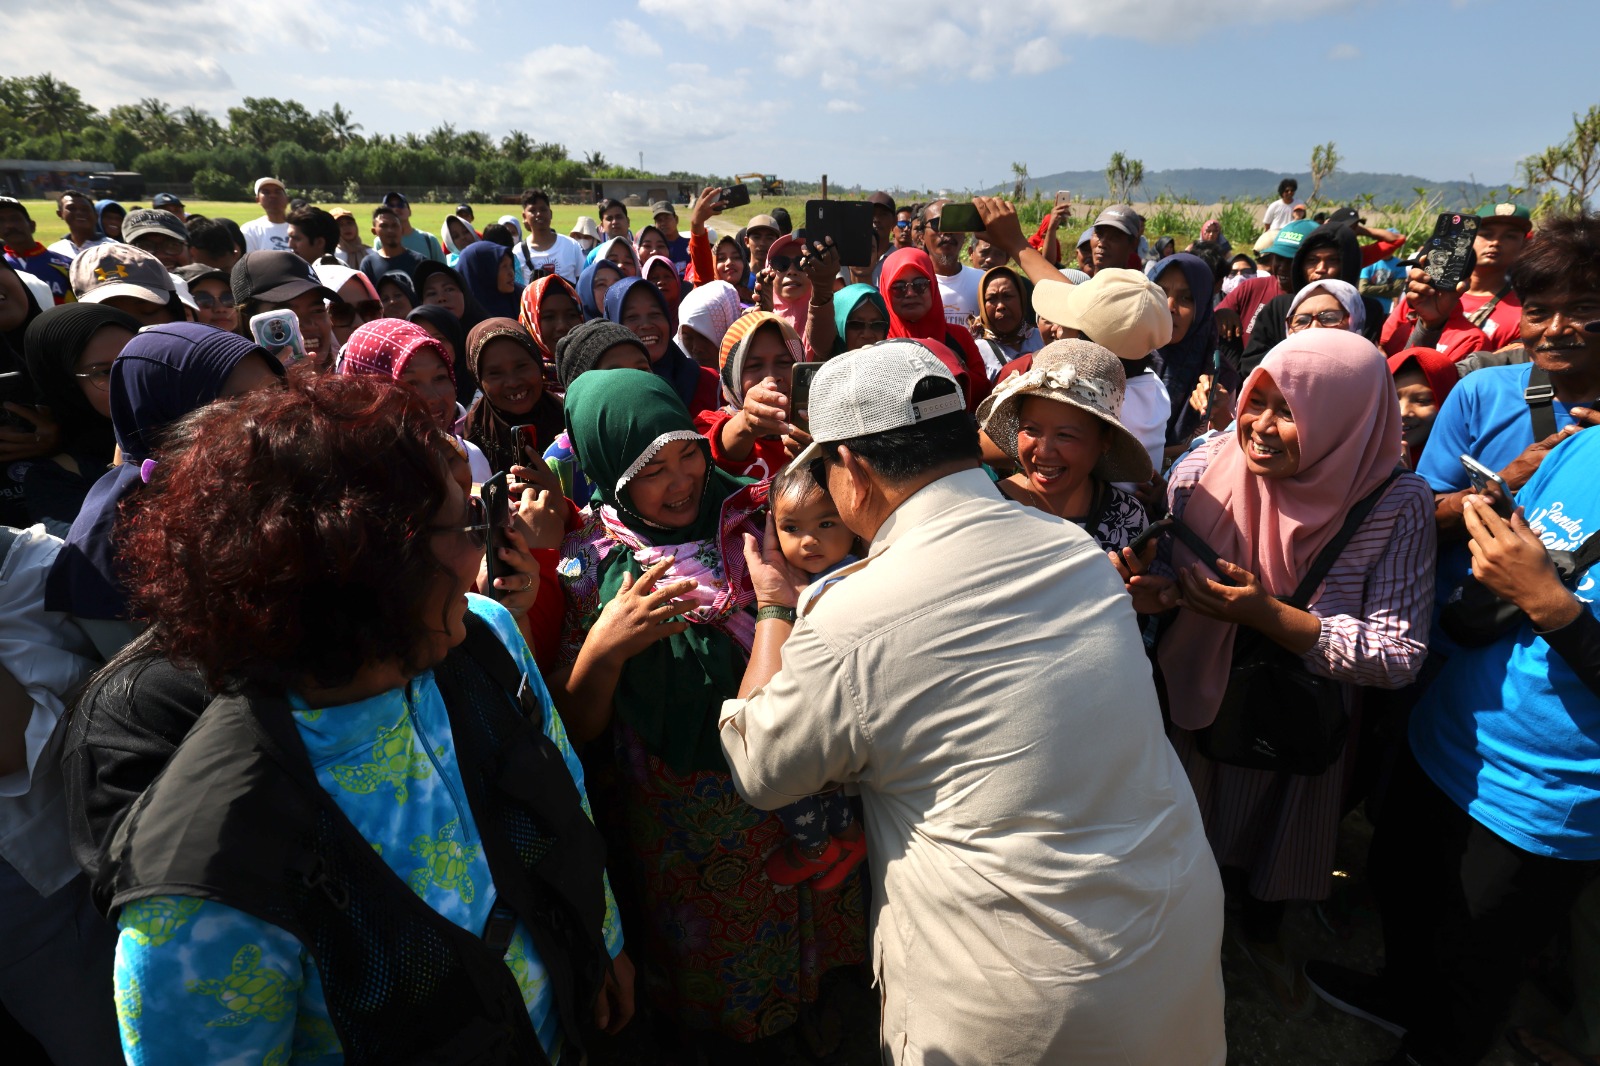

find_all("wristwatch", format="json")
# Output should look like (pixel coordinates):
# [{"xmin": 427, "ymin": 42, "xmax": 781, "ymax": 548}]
[{"xmin": 756, "ymin": 604, "xmax": 797, "ymax": 624}]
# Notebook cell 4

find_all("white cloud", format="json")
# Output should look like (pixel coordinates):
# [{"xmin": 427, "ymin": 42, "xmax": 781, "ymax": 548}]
[
  {"xmin": 1326, "ymin": 42, "xmax": 1361, "ymax": 60},
  {"xmin": 610, "ymin": 18, "xmax": 665, "ymax": 57},
  {"xmin": 1013, "ymin": 37, "xmax": 1066, "ymax": 76},
  {"xmin": 826, "ymin": 99, "xmax": 863, "ymax": 113},
  {"xmin": 639, "ymin": 0, "xmax": 1357, "ymax": 93}
]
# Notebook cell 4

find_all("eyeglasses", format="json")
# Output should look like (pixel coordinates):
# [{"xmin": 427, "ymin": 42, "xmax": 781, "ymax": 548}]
[
  {"xmin": 889, "ymin": 277, "xmax": 932, "ymax": 298},
  {"xmin": 330, "ymin": 299, "xmax": 383, "ymax": 327},
  {"xmin": 767, "ymin": 254, "xmax": 802, "ymax": 274},
  {"xmin": 74, "ymin": 365, "xmax": 114, "ymax": 390},
  {"xmin": 895, "ymin": 220, "xmax": 910, "ymax": 229},
  {"xmin": 1288, "ymin": 309, "xmax": 1350, "ymax": 331},
  {"xmin": 923, "ymin": 216, "xmax": 943, "ymax": 232},
  {"xmin": 846, "ymin": 317, "xmax": 890, "ymax": 335},
  {"xmin": 193, "ymin": 292, "xmax": 235, "ymax": 311},
  {"xmin": 431, "ymin": 494, "xmax": 491, "ymax": 548}
]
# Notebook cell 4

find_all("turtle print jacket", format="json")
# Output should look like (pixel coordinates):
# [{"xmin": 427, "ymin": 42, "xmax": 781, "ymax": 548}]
[{"xmin": 111, "ymin": 596, "xmax": 623, "ymax": 1064}]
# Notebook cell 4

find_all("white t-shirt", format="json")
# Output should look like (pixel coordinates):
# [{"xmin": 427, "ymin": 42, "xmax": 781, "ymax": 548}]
[
  {"xmin": 241, "ymin": 217, "xmax": 290, "ymax": 254},
  {"xmin": 1119, "ymin": 363, "xmax": 1172, "ymax": 478},
  {"xmin": 514, "ymin": 233, "xmax": 586, "ymax": 285},
  {"xmin": 46, "ymin": 235, "xmax": 110, "ymax": 260},
  {"xmin": 936, "ymin": 264, "xmax": 984, "ymax": 326},
  {"xmin": 1261, "ymin": 199, "xmax": 1296, "ymax": 234}
]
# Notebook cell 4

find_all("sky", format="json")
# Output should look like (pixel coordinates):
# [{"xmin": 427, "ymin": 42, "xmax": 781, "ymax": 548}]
[{"xmin": 5, "ymin": 0, "xmax": 1597, "ymax": 194}]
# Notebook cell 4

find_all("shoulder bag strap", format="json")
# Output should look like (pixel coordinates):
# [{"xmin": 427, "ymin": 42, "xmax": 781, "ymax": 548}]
[
  {"xmin": 1286, "ymin": 471, "xmax": 1402, "ymax": 609},
  {"xmin": 1526, "ymin": 364, "xmax": 1557, "ymax": 440},
  {"xmin": 1571, "ymin": 529, "xmax": 1600, "ymax": 575}
]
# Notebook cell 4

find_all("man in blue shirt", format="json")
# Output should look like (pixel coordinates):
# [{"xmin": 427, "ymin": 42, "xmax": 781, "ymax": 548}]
[{"xmin": 1308, "ymin": 211, "xmax": 1600, "ymax": 1066}]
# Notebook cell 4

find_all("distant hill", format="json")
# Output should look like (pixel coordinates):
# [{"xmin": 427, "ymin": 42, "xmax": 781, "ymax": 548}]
[{"xmin": 989, "ymin": 168, "xmax": 1507, "ymax": 208}]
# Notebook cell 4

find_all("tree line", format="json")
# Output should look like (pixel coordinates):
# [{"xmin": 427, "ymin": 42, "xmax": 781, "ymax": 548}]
[{"xmin": 0, "ymin": 74, "xmax": 723, "ymax": 200}]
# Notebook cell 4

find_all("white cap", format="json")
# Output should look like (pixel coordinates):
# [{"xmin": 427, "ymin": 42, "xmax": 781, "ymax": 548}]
[
  {"xmin": 169, "ymin": 272, "xmax": 200, "ymax": 314},
  {"xmin": 253, "ymin": 176, "xmax": 286, "ymax": 195},
  {"xmin": 795, "ymin": 341, "xmax": 965, "ymax": 468}
]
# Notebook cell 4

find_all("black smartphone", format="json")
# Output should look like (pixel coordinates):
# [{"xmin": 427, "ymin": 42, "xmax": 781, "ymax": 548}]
[
  {"xmin": 789, "ymin": 363, "xmax": 822, "ymax": 433},
  {"xmin": 1424, "ymin": 213, "xmax": 1479, "ymax": 292},
  {"xmin": 804, "ymin": 200, "xmax": 874, "ymax": 267},
  {"xmin": 937, "ymin": 203, "xmax": 983, "ymax": 232},
  {"xmin": 479, "ymin": 472, "xmax": 511, "ymax": 599},
  {"xmin": 1126, "ymin": 516, "xmax": 1174, "ymax": 558},
  {"xmin": 1460, "ymin": 454, "xmax": 1514, "ymax": 518},
  {"xmin": 0, "ymin": 371, "xmax": 36, "ymax": 431},
  {"xmin": 716, "ymin": 184, "xmax": 751, "ymax": 210},
  {"xmin": 509, "ymin": 424, "xmax": 541, "ymax": 462}
]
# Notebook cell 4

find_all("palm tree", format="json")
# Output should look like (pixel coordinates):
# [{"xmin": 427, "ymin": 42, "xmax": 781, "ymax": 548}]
[
  {"xmin": 137, "ymin": 97, "xmax": 180, "ymax": 142},
  {"xmin": 426, "ymin": 122, "xmax": 459, "ymax": 154},
  {"xmin": 583, "ymin": 150, "xmax": 608, "ymax": 170},
  {"xmin": 322, "ymin": 102, "xmax": 362, "ymax": 149},
  {"xmin": 176, "ymin": 106, "xmax": 222, "ymax": 150},
  {"xmin": 23, "ymin": 74, "xmax": 90, "ymax": 158},
  {"xmin": 456, "ymin": 130, "xmax": 493, "ymax": 159},
  {"xmin": 1010, "ymin": 161, "xmax": 1030, "ymax": 200},
  {"xmin": 501, "ymin": 129, "xmax": 533, "ymax": 161}
]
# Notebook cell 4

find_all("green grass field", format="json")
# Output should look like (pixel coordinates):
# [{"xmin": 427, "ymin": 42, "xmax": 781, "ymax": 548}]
[{"xmin": 13, "ymin": 197, "xmax": 823, "ymax": 243}]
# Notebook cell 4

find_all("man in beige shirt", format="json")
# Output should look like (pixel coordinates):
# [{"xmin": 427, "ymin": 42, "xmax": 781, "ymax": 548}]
[{"xmin": 719, "ymin": 342, "xmax": 1226, "ymax": 1065}]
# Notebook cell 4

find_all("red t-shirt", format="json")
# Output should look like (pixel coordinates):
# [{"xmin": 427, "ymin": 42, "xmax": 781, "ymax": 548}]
[
  {"xmin": 694, "ymin": 406, "xmax": 791, "ymax": 481},
  {"xmin": 1219, "ymin": 276, "xmax": 1283, "ymax": 348},
  {"xmin": 1459, "ymin": 289, "xmax": 1523, "ymax": 350},
  {"xmin": 1380, "ymin": 298, "xmax": 1489, "ymax": 363}
]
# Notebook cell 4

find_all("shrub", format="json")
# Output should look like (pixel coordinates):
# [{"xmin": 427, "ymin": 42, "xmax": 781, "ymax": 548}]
[{"xmin": 193, "ymin": 167, "xmax": 246, "ymax": 201}]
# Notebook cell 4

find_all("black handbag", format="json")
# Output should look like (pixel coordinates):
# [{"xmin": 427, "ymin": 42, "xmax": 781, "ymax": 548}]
[
  {"xmin": 1440, "ymin": 531, "xmax": 1600, "ymax": 647},
  {"xmin": 1179, "ymin": 472, "xmax": 1400, "ymax": 775}
]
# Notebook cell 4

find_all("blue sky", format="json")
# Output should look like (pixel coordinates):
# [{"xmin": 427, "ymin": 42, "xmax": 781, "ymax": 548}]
[{"xmin": 6, "ymin": 0, "xmax": 1596, "ymax": 194}]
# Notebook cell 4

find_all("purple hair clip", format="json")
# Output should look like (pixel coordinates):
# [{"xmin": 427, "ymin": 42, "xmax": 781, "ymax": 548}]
[{"xmin": 139, "ymin": 458, "xmax": 159, "ymax": 484}]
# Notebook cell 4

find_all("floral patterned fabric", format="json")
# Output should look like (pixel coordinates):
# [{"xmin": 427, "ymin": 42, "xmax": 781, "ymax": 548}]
[
  {"xmin": 112, "ymin": 595, "xmax": 623, "ymax": 1065},
  {"xmin": 558, "ymin": 494, "xmax": 868, "ymax": 1041}
]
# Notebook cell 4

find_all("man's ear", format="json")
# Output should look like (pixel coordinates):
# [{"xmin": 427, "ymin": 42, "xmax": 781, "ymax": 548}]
[{"xmin": 836, "ymin": 446, "xmax": 874, "ymax": 515}]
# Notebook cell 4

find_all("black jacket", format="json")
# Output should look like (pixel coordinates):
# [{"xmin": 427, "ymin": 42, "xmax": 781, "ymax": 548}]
[{"xmin": 1241, "ymin": 222, "xmax": 1386, "ymax": 372}]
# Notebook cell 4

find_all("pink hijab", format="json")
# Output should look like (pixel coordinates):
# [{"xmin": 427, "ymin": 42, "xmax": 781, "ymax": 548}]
[
  {"xmin": 766, "ymin": 234, "xmax": 813, "ymax": 356},
  {"xmin": 1158, "ymin": 329, "xmax": 1401, "ymax": 730}
]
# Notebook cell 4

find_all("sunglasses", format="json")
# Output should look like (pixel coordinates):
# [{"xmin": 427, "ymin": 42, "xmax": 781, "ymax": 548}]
[
  {"xmin": 888, "ymin": 277, "xmax": 932, "ymax": 298},
  {"xmin": 193, "ymin": 292, "xmax": 235, "ymax": 311},
  {"xmin": 330, "ymin": 299, "xmax": 384, "ymax": 327},
  {"xmin": 895, "ymin": 220, "xmax": 910, "ymax": 229},
  {"xmin": 845, "ymin": 317, "xmax": 890, "ymax": 334},
  {"xmin": 433, "ymin": 494, "xmax": 491, "ymax": 549},
  {"xmin": 767, "ymin": 254, "xmax": 803, "ymax": 273}
]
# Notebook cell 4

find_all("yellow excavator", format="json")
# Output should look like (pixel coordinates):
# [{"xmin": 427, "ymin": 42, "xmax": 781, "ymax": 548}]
[{"xmin": 734, "ymin": 173, "xmax": 785, "ymax": 197}]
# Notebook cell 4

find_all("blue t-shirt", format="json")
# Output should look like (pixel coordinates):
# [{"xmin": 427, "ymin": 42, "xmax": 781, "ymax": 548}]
[
  {"xmin": 1417, "ymin": 362, "xmax": 1585, "ymax": 601},
  {"xmin": 1359, "ymin": 257, "xmax": 1405, "ymax": 313},
  {"xmin": 1409, "ymin": 427, "xmax": 1600, "ymax": 859}
]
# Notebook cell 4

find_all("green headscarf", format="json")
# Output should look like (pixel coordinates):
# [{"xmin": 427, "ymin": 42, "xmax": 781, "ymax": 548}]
[
  {"xmin": 831, "ymin": 283, "xmax": 889, "ymax": 356},
  {"xmin": 563, "ymin": 368, "xmax": 753, "ymax": 772}
]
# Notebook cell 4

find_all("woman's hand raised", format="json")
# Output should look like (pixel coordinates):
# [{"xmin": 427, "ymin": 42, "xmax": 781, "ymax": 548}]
[
  {"xmin": 588, "ymin": 558, "xmax": 696, "ymax": 665},
  {"xmin": 743, "ymin": 511, "xmax": 808, "ymax": 610},
  {"xmin": 972, "ymin": 196, "xmax": 1027, "ymax": 259},
  {"xmin": 689, "ymin": 186, "xmax": 724, "ymax": 234}
]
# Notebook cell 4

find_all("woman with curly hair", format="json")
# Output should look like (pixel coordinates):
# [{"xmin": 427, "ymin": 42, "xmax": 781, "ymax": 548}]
[{"xmin": 77, "ymin": 372, "xmax": 630, "ymax": 1064}]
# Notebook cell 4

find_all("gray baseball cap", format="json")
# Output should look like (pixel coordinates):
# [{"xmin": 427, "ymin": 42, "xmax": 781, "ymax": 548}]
[
  {"xmin": 792, "ymin": 340, "xmax": 965, "ymax": 466},
  {"xmin": 1092, "ymin": 205, "xmax": 1141, "ymax": 236}
]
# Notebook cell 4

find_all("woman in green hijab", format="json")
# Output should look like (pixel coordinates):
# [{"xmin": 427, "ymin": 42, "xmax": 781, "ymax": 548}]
[
  {"xmin": 550, "ymin": 369, "xmax": 867, "ymax": 1050},
  {"xmin": 830, "ymin": 283, "xmax": 890, "ymax": 356}
]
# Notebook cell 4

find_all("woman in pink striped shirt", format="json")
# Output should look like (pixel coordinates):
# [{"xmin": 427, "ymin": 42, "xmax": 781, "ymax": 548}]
[{"xmin": 1112, "ymin": 329, "xmax": 1436, "ymax": 1015}]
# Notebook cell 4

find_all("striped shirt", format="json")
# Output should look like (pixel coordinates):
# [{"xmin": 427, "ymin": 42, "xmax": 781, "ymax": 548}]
[{"xmin": 1164, "ymin": 435, "xmax": 1437, "ymax": 901}]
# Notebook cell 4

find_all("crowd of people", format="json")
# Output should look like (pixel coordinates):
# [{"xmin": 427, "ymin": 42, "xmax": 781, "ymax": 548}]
[{"xmin": 0, "ymin": 169, "xmax": 1597, "ymax": 1066}]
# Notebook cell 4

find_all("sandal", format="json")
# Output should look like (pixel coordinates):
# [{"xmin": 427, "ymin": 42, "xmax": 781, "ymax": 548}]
[
  {"xmin": 766, "ymin": 838, "xmax": 842, "ymax": 886},
  {"xmin": 813, "ymin": 832, "xmax": 867, "ymax": 892},
  {"xmin": 1508, "ymin": 1027, "xmax": 1600, "ymax": 1066}
]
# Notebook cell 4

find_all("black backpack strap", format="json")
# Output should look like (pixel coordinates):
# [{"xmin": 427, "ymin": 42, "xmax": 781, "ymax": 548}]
[
  {"xmin": 457, "ymin": 610, "xmax": 541, "ymax": 725},
  {"xmin": 1572, "ymin": 530, "xmax": 1600, "ymax": 576},
  {"xmin": 1287, "ymin": 471, "xmax": 1402, "ymax": 609},
  {"xmin": 1526, "ymin": 364, "xmax": 1557, "ymax": 440}
]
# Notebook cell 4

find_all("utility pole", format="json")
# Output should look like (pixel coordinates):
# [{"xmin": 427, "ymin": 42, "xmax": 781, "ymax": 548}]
[
  {"xmin": 639, "ymin": 151, "xmax": 643, "ymax": 172},
  {"xmin": 821, "ymin": 174, "xmax": 828, "ymax": 199}
]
